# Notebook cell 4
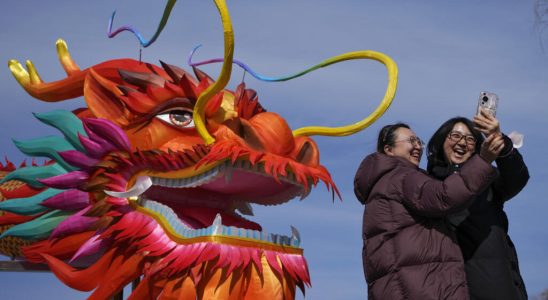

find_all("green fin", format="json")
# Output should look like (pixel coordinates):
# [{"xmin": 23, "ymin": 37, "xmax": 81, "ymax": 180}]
[
  {"xmin": 0, "ymin": 188, "xmax": 64, "ymax": 215},
  {"xmin": 0, "ymin": 163, "xmax": 67, "ymax": 187},
  {"xmin": 13, "ymin": 137, "xmax": 77, "ymax": 171},
  {"xmin": 0, "ymin": 210, "xmax": 70, "ymax": 240},
  {"xmin": 33, "ymin": 110, "xmax": 87, "ymax": 152}
]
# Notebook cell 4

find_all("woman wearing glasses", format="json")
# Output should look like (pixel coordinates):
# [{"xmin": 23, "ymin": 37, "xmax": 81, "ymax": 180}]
[
  {"xmin": 354, "ymin": 122, "xmax": 502, "ymax": 300},
  {"xmin": 427, "ymin": 111, "xmax": 529, "ymax": 300}
]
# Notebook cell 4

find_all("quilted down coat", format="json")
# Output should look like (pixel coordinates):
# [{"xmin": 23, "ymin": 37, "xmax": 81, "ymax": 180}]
[
  {"xmin": 431, "ymin": 135, "xmax": 530, "ymax": 300},
  {"xmin": 354, "ymin": 153, "xmax": 496, "ymax": 300}
]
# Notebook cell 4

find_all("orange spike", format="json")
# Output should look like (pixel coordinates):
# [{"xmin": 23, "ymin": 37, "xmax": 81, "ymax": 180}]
[
  {"xmin": 22, "ymin": 231, "xmax": 95, "ymax": 263},
  {"xmin": 124, "ymin": 91, "xmax": 158, "ymax": 114},
  {"xmin": 88, "ymin": 68, "xmax": 123, "ymax": 97},
  {"xmin": 84, "ymin": 71, "xmax": 130, "ymax": 126},
  {"xmin": 0, "ymin": 212, "xmax": 35, "ymax": 226},
  {"xmin": 178, "ymin": 74, "xmax": 198, "ymax": 99},
  {"xmin": 194, "ymin": 78, "xmax": 211, "ymax": 97},
  {"xmin": 88, "ymin": 253, "xmax": 146, "ymax": 300},
  {"xmin": 146, "ymin": 85, "xmax": 178, "ymax": 103},
  {"xmin": 118, "ymin": 69, "xmax": 166, "ymax": 90},
  {"xmin": 164, "ymin": 81, "xmax": 185, "ymax": 97},
  {"xmin": 205, "ymin": 92, "xmax": 224, "ymax": 118},
  {"xmin": 233, "ymin": 82, "xmax": 246, "ymax": 107},
  {"xmin": 42, "ymin": 248, "xmax": 116, "ymax": 291},
  {"xmin": 127, "ymin": 275, "xmax": 165, "ymax": 300},
  {"xmin": 160, "ymin": 61, "xmax": 197, "ymax": 85},
  {"xmin": 192, "ymin": 67, "xmax": 214, "ymax": 85}
]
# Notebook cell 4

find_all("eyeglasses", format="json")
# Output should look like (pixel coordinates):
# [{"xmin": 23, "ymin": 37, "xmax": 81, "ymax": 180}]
[
  {"xmin": 447, "ymin": 131, "xmax": 477, "ymax": 145},
  {"xmin": 391, "ymin": 136, "xmax": 425, "ymax": 148}
]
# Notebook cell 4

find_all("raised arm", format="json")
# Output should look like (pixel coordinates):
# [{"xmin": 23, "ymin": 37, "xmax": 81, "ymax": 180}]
[
  {"xmin": 473, "ymin": 110, "xmax": 529, "ymax": 201},
  {"xmin": 400, "ymin": 154, "xmax": 497, "ymax": 217}
]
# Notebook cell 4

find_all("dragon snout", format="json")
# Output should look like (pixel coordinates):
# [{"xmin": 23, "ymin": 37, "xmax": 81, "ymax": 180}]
[{"xmin": 222, "ymin": 112, "xmax": 320, "ymax": 166}]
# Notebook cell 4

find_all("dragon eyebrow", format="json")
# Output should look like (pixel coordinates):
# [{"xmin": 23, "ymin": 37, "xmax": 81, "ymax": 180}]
[{"xmin": 126, "ymin": 97, "xmax": 194, "ymax": 130}]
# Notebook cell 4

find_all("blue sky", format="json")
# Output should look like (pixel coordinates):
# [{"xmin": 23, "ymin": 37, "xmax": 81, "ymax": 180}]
[{"xmin": 0, "ymin": 1, "xmax": 547, "ymax": 299}]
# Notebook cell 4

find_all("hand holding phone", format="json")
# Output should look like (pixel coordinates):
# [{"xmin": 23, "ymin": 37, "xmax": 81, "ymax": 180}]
[{"xmin": 476, "ymin": 91, "xmax": 498, "ymax": 117}]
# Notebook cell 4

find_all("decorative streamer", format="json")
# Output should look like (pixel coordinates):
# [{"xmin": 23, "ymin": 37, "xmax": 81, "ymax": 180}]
[
  {"xmin": 188, "ymin": 46, "xmax": 399, "ymax": 138},
  {"xmin": 189, "ymin": 44, "xmax": 319, "ymax": 82},
  {"xmin": 107, "ymin": 0, "xmax": 177, "ymax": 48}
]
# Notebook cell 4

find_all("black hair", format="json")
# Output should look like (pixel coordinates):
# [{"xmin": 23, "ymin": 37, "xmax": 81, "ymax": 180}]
[
  {"xmin": 426, "ymin": 117, "xmax": 484, "ymax": 174},
  {"xmin": 377, "ymin": 123, "xmax": 410, "ymax": 154}
]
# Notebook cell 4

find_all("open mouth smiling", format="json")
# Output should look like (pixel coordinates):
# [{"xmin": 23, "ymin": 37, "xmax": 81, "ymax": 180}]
[{"xmin": 452, "ymin": 146, "xmax": 468, "ymax": 158}]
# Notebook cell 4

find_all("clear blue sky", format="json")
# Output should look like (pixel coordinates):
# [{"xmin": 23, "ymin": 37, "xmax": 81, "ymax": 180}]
[{"xmin": 0, "ymin": 1, "xmax": 547, "ymax": 299}]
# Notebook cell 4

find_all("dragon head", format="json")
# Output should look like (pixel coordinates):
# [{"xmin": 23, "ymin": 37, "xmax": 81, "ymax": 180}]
[{"xmin": 3, "ymin": 49, "xmax": 336, "ymax": 298}]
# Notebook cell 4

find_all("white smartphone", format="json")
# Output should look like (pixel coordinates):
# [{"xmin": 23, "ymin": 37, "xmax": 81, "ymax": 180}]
[{"xmin": 477, "ymin": 91, "xmax": 498, "ymax": 117}]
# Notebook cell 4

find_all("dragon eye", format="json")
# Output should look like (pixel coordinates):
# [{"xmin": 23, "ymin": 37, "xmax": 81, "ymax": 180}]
[{"xmin": 156, "ymin": 109, "xmax": 195, "ymax": 128}]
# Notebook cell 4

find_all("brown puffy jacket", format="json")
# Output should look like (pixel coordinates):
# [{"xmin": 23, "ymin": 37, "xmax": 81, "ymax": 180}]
[{"xmin": 354, "ymin": 153, "xmax": 496, "ymax": 300}]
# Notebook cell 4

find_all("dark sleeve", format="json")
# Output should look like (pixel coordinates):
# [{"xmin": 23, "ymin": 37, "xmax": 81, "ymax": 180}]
[
  {"xmin": 400, "ymin": 155, "xmax": 497, "ymax": 217},
  {"xmin": 354, "ymin": 158, "xmax": 367, "ymax": 205},
  {"xmin": 492, "ymin": 134, "xmax": 529, "ymax": 202}
]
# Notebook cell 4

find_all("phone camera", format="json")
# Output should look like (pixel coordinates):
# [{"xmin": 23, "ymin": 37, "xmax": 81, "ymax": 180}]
[{"xmin": 482, "ymin": 96, "xmax": 489, "ymax": 102}]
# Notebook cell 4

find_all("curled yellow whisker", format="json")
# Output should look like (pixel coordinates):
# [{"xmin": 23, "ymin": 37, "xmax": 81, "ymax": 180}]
[
  {"xmin": 193, "ymin": 0, "xmax": 234, "ymax": 146},
  {"xmin": 292, "ymin": 50, "xmax": 398, "ymax": 137}
]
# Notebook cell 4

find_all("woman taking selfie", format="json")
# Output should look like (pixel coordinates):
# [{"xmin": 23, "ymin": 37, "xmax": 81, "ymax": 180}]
[
  {"xmin": 354, "ymin": 122, "xmax": 502, "ymax": 299},
  {"xmin": 427, "ymin": 110, "xmax": 529, "ymax": 300}
]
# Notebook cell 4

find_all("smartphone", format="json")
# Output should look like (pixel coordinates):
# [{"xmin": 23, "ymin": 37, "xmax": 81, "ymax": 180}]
[{"xmin": 477, "ymin": 91, "xmax": 498, "ymax": 117}]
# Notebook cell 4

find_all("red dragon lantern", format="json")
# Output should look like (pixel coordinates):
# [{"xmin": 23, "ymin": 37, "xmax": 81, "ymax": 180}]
[{"xmin": 0, "ymin": 0, "xmax": 397, "ymax": 299}]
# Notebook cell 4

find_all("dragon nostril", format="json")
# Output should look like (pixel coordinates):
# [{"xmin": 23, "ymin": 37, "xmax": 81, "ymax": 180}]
[
  {"xmin": 225, "ymin": 118, "xmax": 264, "ymax": 151},
  {"xmin": 240, "ymin": 121, "xmax": 264, "ymax": 151},
  {"xmin": 291, "ymin": 137, "xmax": 320, "ymax": 166},
  {"xmin": 224, "ymin": 118, "xmax": 243, "ymax": 136},
  {"xmin": 296, "ymin": 141, "xmax": 313, "ymax": 164}
]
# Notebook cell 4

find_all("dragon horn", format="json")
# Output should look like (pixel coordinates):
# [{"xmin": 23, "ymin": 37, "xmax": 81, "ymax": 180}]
[
  {"xmin": 8, "ymin": 39, "xmax": 86, "ymax": 102},
  {"xmin": 192, "ymin": 0, "xmax": 234, "ymax": 145},
  {"xmin": 56, "ymin": 39, "xmax": 81, "ymax": 75},
  {"xmin": 292, "ymin": 50, "xmax": 398, "ymax": 137}
]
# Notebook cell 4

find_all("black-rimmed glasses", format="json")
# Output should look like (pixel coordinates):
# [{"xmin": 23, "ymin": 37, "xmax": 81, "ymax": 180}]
[{"xmin": 447, "ymin": 131, "xmax": 477, "ymax": 145}]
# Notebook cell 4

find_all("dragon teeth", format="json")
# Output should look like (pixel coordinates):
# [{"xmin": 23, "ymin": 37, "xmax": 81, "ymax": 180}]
[
  {"xmin": 224, "ymin": 169, "xmax": 233, "ymax": 184},
  {"xmin": 290, "ymin": 225, "xmax": 301, "ymax": 243},
  {"xmin": 213, "ymin": 213, "xmax": 222, "ymax": 226},
  {"xmin": 234, "ymin": 201, "xmax": 254, "ymax": 216},
  {"xmin": 142, "ymin": 199, "xmax": 299, "ymax": 247},
  {"xmin": 151, "ymin": 168, "xmax": 220, "ymax": 189}
]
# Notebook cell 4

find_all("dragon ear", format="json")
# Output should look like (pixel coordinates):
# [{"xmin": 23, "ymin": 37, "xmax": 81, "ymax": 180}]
[{"xmin": 84, "ymin": 69, "xmax": 131, "ymax": 127}]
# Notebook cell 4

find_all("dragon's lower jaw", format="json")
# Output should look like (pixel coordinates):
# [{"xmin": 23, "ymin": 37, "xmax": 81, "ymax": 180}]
[
  {"xmin": 111, "ymin": 159, "xmax": 309, "ymax": 251},
  {"xmin": 137, "ymin": 198, "xmax": 301, "ymax": 248}
]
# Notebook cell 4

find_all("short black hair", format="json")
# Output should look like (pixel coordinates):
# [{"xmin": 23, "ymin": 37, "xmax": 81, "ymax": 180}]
[
  {"xmin": 377, "ymin": 123, "xmax": 410, "ymax": 154},
  {"xmin": 426, "ymin": 117, "xmax": 484, "ymax": 173}
]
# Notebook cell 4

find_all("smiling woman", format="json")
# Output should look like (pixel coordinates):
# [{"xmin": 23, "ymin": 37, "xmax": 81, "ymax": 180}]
[
  {"xmin": 354, "ymin": 122, "xmax": 505, "ymax": 299},
  {"xmin": 427, "ymin": 115, "xmax": 530, "ymax": 300}
]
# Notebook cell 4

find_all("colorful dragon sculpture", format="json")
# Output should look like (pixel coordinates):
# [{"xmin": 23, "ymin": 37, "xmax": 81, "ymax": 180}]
[{"xmin": 0, "ymin": 1, "xmax": 397, "ymax": 299}]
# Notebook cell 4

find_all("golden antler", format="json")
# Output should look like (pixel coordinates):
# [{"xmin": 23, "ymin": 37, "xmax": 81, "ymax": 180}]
[
  {"xmin": 8, "ymin": 39, "xmax": 84, "ymax": 102},
  {"xmin": 56, "ymin": 39, "xmax": 81, "ymax": 75}
]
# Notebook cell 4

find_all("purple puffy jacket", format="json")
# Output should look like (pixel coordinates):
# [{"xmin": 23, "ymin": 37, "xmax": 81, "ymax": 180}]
[{"xmin": 354, "ymin": 153, "xmax": 496, "ymax": 300}]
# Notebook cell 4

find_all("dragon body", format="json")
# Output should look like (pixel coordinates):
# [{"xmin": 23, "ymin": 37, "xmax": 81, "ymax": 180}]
[{"xmin": 0, "ymin": 1, "xmax": 398, "ymax": 299}]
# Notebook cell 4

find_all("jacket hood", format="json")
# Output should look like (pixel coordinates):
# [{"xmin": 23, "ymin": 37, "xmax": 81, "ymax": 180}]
[{"xmin": 354, "ymin": 153, "xmax": 417, "ymax": 204}]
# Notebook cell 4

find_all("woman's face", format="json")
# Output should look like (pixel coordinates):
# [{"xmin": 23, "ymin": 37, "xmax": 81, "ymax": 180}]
[
  {"xmin": 443, "ymin": 122, "xmax": 476, "ymax": 165},
  {"xmin": 384, "ymin": 127, "xmax": 423, "ymax": 166}
]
